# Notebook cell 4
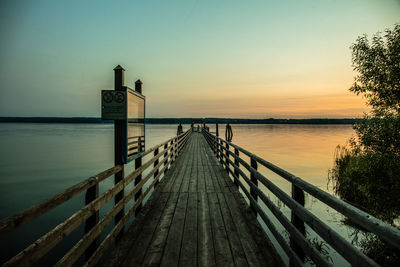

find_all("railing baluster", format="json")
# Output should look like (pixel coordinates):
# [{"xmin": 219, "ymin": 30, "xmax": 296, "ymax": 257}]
[
  {"xmin": 163, "ymin": 143, "xmax": 168, "ymax": 173},
  {"xmin": 154, "ymin": 147, "xmax": 159, "ymax": 187},
  {"xmin": 250, "ymin": 158, "xmax": 258, "ymax": 215},
  {"xmin": 173, "ymin": 137, "xmax": 178, "ymax": 160},
  {"xmin": 219, "ymin": 139, "xmax": 223, "ymax": 164},
  {"xmin": 171, "ymin": 139, "xmax": 175, "ymax": 163},
  {"xmin": 291, "ymin": 184, "xmax": 306, "ymax": 263},
  {"xmin": 234, "ymin": 148, "xmax": 239, "ymax": 188},
  {"xmin": 134, "ymin": 155, "xmax": 142, "ymax": 215},
  {"xmin": 84, "ymin": 183, "xmax": 99, "ymax": 260},
  {"xmin": 214, "ymin": 136, "xmax": 217, "ymax": 155},
  {"xmin": 225, "ymin": 142, "xmax": 230, "ymax": 173}
]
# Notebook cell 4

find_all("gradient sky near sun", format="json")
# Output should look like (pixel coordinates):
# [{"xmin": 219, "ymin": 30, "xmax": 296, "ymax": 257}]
[{"xmin": 0, "ymin": 0, "xmax": 399, "ymax": 118}]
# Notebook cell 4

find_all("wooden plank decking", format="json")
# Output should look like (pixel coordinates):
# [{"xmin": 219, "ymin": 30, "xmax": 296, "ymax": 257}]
[{"xmin": 106, "ymin": 132, "xmax": 283, "ymax": 267}]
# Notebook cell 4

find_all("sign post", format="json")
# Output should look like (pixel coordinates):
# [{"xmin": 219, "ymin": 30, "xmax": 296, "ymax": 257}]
[
  {"xmin": 101, "ymin": 65, "xmax": 145, "ymax": 239},
  {"xmin": 113, "ymin": 65, "xmax": 126, "ymax": 240}
]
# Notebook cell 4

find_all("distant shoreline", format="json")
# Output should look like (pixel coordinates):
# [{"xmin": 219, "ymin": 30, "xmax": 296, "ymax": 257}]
[{"xmin": 0, "ymin": 117, "xmax": 360, "ymax": 124}]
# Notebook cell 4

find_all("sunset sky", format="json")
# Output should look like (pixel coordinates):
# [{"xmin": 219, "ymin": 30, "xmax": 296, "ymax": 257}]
[{"xmin": 0, "ymin": 0, "xmax": 399, "ymax": 118}]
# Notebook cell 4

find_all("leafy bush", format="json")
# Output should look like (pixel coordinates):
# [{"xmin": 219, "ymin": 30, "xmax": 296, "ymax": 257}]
[{"xmin": 330, "ymin": 147, "xmax": 400, "ymax": 222}]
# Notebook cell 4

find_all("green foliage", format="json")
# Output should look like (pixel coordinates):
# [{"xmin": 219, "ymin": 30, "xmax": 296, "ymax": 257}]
[
  {"xmin": 350, "ymin": 24, "xmax": 400, "ymax": 115},
  {"xmin": 330, "ymin": 147, "xmax": 400, "ymax": 222},
  {"xmin": 354, "ymin": 114, "xmax": 400, "ymax": 154},
  {"xmin": 359, "ymin": 234, "xmax": 400, "ymax": 266}
]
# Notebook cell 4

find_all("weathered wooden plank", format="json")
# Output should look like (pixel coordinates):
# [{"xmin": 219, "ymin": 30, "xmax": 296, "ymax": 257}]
[
  {"xmin": 222, "ymin": 191, "xmax": 265, "ymax": 267},
  {"xmin": 171, "ymin": 150, "xmax": 191, "ymax": 193},
  {"xmin": 179, "ymin": 145, "xmax": 193, "ymax": 192},
  {"xmin": 207, "ymin": 193, "xmax": 234, "ymax": 267},
  {"xmin": 160, "ymin": 192, "xmax": 189, "ymax": 267},
  {"xmin": 203, "ymin": 144, "xmax": 231, "ymax": 194},
  {"xmin": 179, "ymin": 192, "xmax": 198, "ymax": 266},
  {"xmin": 201, "ymin": 141, "xmax": 214, "ymax": 193},
  {"xmin": 203, "ymin": 139, "xmax": 271, "ymax": 266},
  {"xmin": 198, "ymin": 192, "xmax": 216, "ymax": 267},
  {"xmin": 188, "ymin": 137, "xmax": 199, "ymax": 193},
  {"xmin": 105, "ymin": 189, "xmax": 170, "ymax": 266},
  {"xmin": 212, "ymin": 160, "xmax": 233, "ymax": 193},
  {"xmin": 133, "ymin": 192, "xmax": 180, "ymax": 266},
  {"xmin": 216, "ymin": 192, "xmax": 248, "ymax": 266},
  {"xmin": 162, "ymin": 139, "xmax": 192, "ymax": 192},
  {"xmin": 204, "ymin": 145, "xmax": 221, "ymax": 193},
  {"xmin": 197, "ymin": 157, "xmax": 206, "ymax": 193}
]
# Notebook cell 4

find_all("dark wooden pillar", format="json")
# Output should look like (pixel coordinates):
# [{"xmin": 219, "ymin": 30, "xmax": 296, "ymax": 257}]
[
  {"xmin": 225, "ymin": 143, "xmax": 230, "ymax": 173},
  {"xmin": 134, "ymin": 155, "xmax": 142, "ymax": 215},
  {"xmin": 291, "ymin": 184, "xmax": 305, "ymax": 264},
  {"xmin": 171, "ymin": 139, "xmax": 175, "ymax": 163},
  {"xmin": 214, "ymin": 136, "xmax": 218, "ymax": 155},
  {"xmin": 113, "ymin": 65, "xmax": 125, "ymax": 240},
  {"xmin": 234, "ymin": 148, "xmax": 239, "ymax": 188},
  {"xmin": 135, "ymin": 79, "xmax": 143, "ymax": 94},
  {"xmin": 163, "ymin": 143, "xmax": 168, "ymax": 173},
  {"xmin": 250, "ymin": 158, "xmax": 258, "ymax": 215},
  {"xmin": 219, "ymin": 139, "xmax": 224, "ymax": 166},
  {"xmin": 85, "ymin": 183, "xmax": 99, "ymax": 260},
  {"xmin": 154, "ymin": 148, "xmax": 159, "ymax": 187}
]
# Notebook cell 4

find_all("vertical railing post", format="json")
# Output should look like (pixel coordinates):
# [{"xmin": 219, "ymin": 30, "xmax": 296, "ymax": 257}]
[
  {"xmin": 154, "ymin": 147, "xmax": 159, "ymax": 187},
  {"xmin": 214, "ymin": 136, "xmax": 217, "ymax": 155},
  {"xmin": 219, "ymin": 139, "xmax": 223, "ymax": 164},
  {"xmin": 175, "ymin": 137, "xmax": 179, "ymax": 157},
  {"xmin": 225, "ymin": 142, "xmax": 230, "ymax": 173},
  {"xmin": 113, "ymin": 65, "xmax": 125, "ymax": 240},
  {"xmin": 134, "ymin": 155, "xmax": 143, "ymax": 215},
  {"xmin": 173, "ymin": 138, "xmax": 177, "ymax": 162},
  {"xmin": 291, "ymin": 184, "xmax": 306, "ymax": 264},
  {"xmin": 234, "ymin": 148, "xmax": 239, "ymax": 188},
  {"xmin": 170, "ymin": 139, "xmax": 175, "ymax": 163},
  {"xmin": 163, "ymin": 143, "xmax": 168, "ymax": 173},
  {"xmin": 250, "ymin": 158, "xmax": 258, "ymax": 215},
  {"xmin": 215, "ymin": 123, "xmax": 219, "ymax": 156},
  {"xmin": 85, "ymin": 183, "xmax": 99, "ymax": 260}
]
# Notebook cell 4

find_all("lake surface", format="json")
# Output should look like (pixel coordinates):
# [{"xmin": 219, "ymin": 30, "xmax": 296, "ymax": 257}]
[{"xmin": 0, "ymin": 123, "xmax": 356, "ymax": 265}]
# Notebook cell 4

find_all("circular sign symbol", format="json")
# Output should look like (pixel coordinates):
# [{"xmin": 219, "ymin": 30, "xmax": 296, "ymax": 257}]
[
  {"xmin": 103, "ymin": 92, "xmax": 113, "ymax": 103},
  {"xmin": 115, "ymin": 92, "xmax": 125, "ymax": 103}
]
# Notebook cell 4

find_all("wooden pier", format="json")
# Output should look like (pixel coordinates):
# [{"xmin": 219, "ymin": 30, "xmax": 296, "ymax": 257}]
[
  {"xmin": 1, "ymin": 127, "xmax": 400, "ymax": 266},
  {"xmin": 106, "ymin": 132, "xmax": 282, "ymax": 267}
]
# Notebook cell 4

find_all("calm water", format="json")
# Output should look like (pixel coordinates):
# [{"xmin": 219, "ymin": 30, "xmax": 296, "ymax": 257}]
[{"xmin": 0, "ymin": 123, "xmax": 356, "ymax": 265}]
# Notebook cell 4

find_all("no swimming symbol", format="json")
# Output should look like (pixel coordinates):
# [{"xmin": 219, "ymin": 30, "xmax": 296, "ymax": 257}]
[
  {"xmin": 103, "ymin": 91, "xmax": 113, "ymax": 103},
  {"xmin": 115, "ymin": 92, "xmax": 125, "ymax": 103}
]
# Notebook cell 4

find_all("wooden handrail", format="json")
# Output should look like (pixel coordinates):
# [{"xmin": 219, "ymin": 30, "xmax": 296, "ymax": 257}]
[
  {"xmin": 221, "ymin": 147, "xmax": 376, "ymax": 266},
  {"xmin": 202, "ymin": 128, "xmax": 399, "ymax": 266},
  {"xmin": 0, "ymin": 165, "xmax": 122, "ymax": 235},
  {"xmin": 2, "ymin": 128, "xmax": 192, "ymax": 266}
]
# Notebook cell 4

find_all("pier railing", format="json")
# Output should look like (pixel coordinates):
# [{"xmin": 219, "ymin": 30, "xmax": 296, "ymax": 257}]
[
  {"xmin": 0, "ymin": 128, "xmax": 191, "ymax": 266},
  {"xmin": 202, "ymin": 127, "xmax": 400, "ymax": 267}
]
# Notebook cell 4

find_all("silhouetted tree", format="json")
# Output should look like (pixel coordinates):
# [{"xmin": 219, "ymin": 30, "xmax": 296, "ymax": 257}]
[{"xmin": 330, "ymin": 24, "xmax": 400, "ymax": 266}]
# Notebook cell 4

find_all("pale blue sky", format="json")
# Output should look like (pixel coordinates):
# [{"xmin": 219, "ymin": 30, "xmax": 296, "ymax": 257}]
[{"xmin": 1, "ymin": 0, "xmax": 399, "ymax": 118}]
